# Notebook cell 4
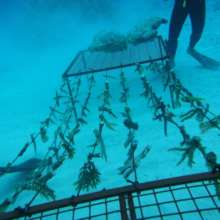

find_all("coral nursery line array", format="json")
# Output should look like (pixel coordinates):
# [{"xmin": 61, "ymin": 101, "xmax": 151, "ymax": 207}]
[{"xmin": 0, "ymin": 60, "xmax": 220, "ymax": 213}]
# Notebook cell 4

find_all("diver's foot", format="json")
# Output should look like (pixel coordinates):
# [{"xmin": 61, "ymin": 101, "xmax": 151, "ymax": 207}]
[{"xmin": 187, "ymin": 47, "xmax": 220, "ymax": 70}]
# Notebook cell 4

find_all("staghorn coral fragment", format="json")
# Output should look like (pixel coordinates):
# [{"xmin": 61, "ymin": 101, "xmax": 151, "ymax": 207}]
[
  {"xmin": 180, "ymin": 109, "xmax": 197, "ymax": 121},
  {"xmin": 31, "ymin": 134, "xmax": 37, "ymax": 154},
  {"xmin": 123, "ymin": 118, "xmax": 139, "ymax": 130},
  {"xmin": 59, "ymin": 132, "xmax": 75, "ymax": 159},
  {"xmin": 178, "ymin": 125, "xmax": 190, "ymax": 146},
  {"xmin": 67, "ymin": 125, "xmax": 80, "ymax": 144},
  {"xmin": 40, "ymin": 127, "xmax": 48, "ymax": 143},
  {"xmin": 181, "ymin": 94, "xmax": 204, "ymax": 106},
  {"xmin": 41, "ymin": 117, "xmax": 54, "ymax": 127},
  {"xmin": 169, "ymin": 82, "xmax": 182, "ymax": 108},
  {"xmin": 120, "ymin": 91, "xmax": 129, "ymax": 103},
  {"xmin": 200, "ymin": 115, "xmax": 220, "ymax": 133},
  {"xmin": 82, "ymin": 106, "xmax": 90, "ymax": 115},
  {"xmin": 49, "ymin": 106, "xmax": 65, "ymax": 116},
  {"xmin": 180, "ymin": 104, "xmax": 209, "ymax": 123},
  {"xmin": 153, "ymin": 101, "xmax": 175, "ymax": 136},
  {"xmin": 54, "ymin": 91, "xmax": 62, "ymax": 107},
  {"xmin": 75, "ymin": 160, "xmax": 101, "ymax": 193},
  {"xmin": 118, "ymin": 146, "xmax": 150, "ymax": 179},
  {"xmin": 76, "ymin": 77, "xmax": 93, "ymax": 126},
  {"xmin": 99, "ymin": 106, "xmax": 117, "ymax": 118},
  {"xmin": 78, "ymin": 117, "xmax": 88, "ymax": 125},
  {"xmin": 169, "ymin": 136, "xmax": 206, "ymax": 167},
  {"xmin": 205, "ymin": 151, "xmax": 218, "ymax": 171},
  {"xmin": 98, "ymin": 81, "xmax": 112, "ymax": 106},
  {"xmin": 99, "ymin": 114, "xmax": 116, "ymax": 131},
  {"xmin": 124, "ymin": 130, "xmax": 135, "ymax": 148},
  {"xmin": 146, "ymin": 62, "xmax": 164, "ymax": 74},
  {"xmin": 196, "ymin": 105, "xmax": 209, "ymax": 122},
  {"xmin": 119, "ymin": 70, "xmax": 130, "ymax": 103},
  {"xmin": 24, "ymin": 181, "xmax": 56, "ymax": 201},
  {"xmin": 93, "ymin": 127, "xmax": 107, "ymax": 161},
  {"xmin": 18, "ymin": 142, "xmax": 30, "ymax": 157},
  {"xmin": 88, "ymin": 153, "xmax": 101, "ymax": 160},
  {"xmin": 52, "ymin": 158, "xmax": 64, "ymax": 171}
]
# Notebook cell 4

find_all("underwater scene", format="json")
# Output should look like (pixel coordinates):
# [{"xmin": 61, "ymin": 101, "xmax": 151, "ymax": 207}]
[{"xmin": 1, "ymin": 0, "xmax": 220, "ymax": 219}]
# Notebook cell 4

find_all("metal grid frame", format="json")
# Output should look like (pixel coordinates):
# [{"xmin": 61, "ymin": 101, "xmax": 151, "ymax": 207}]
[
  {"xmin": 1, "ymin": 172, "xmax": 220, "ymax": 220},
  {"xmin": 63, "ymin": 36, "xmax": 168, "ymax": 78}
]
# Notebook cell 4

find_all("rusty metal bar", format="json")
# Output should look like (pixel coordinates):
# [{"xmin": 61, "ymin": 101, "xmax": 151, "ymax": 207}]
[
  {"xmin": 158, "ymin": 35, "xmax": 168, "ymax": 67},
  {"xmin": 158, "ymin": 35, "xmax": 165, "ymax": 61},
  {"xmin": 119, "ymin": 194, "xmax": 128, "ymax": 220},
  {"xmin": 185, "ymin": 183, "xmax": 204, "ymax": 220},
  {"xmin": 63, "ymin": 56, "xmax": 168, "ymax": 78},
  {"xmin": 62, "ymin": 51, "xmax": 82, "ymax": 78},
  {"xmin": 127, "ymin": 193, "xmax": 136, "ymax": 220},
  {"xmin": 168, "ymin": 186, "xmax": 184, "ymax": 220},
  {"xmin": 81, "ymin": 52, "xmax": 87, "ymax": 71},
  {"xmin": 0, "ymin": 172, "xmax": 219, "ymax": 220}
]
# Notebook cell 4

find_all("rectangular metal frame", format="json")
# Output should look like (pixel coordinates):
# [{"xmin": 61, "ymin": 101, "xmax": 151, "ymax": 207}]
[
  {"xmin": 63, "ymin": 36, "xmax": 168, "ymax": 78},
  {"xmin": 1, "ymin": 172, "xmax": 220, "ymax": 220}
]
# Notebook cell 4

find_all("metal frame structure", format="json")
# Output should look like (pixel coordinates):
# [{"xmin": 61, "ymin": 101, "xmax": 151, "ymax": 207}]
[
  {"xmin": 0, "ymin": 172, "xmax": 220, "ymax": 220},
  {"xmin": 63, "ymin": 36, "xmax": 168, "ymax": 78},
  {"xmin": 2, "ymin": 36, "xmax": 219, "ymax": 220}
]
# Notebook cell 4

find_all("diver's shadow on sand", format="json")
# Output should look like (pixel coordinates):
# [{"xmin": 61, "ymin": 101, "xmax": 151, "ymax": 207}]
[{"xmin": 0, "ymin": 172, "xmax": 31, "ymax": 196}]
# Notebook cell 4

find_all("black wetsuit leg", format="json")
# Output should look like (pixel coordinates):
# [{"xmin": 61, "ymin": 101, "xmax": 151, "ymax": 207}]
[
  {"xmin": 167, "ymin": 0, "xmax": 188, "ymax": 59},
  {"xmin": 188, "ymin": 0, "xmax": 206, "ymax": 49},
  {"xmin": 167, "ymin": 0, "xmax": 206, "ymax": 59}
]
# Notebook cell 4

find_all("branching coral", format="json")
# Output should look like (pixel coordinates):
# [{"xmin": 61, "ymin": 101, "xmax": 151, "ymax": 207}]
[
  {"xmin": 136, "ymin": 63, "xmax": 178, "ymax": 136},
  {"xmin": 162, "ymin": 67, "xmax": 220, "ymax": 135},
  {"xmin": 118, "ymin": 145, "xmax": 150, "ymax": 179},
  {"xmin": 94, "ymin": 76, "xmax": 117, "ymax": 160},
  {"xmin": 180, "ymin": 104, "xmax": 209, "ymax": 122},
  {"xmin": 169, "ymin": 136, "xmax": 206, "ymax": 167},
  {"xmin": 119, "ymin": 70, "xmax": 130, "ymax": 103},
  {"xmin": 22, "ymin": 180, "xmax": 56, "ymax": 201},
  {"xmin": 200, "ymin": 115, "xmax": 220, "ymax": 133},
  {"xmin": 119, "ymin": 69, "xmax": 139, "ymax": 151},
  {"xmin": 78, "ymin": 75, "xmax": 95, "ymax": 125},
  {"xmin": 75, "ymin": 154, "xmax": 101, "ymax": 194},
  {"xmin": 59, "ymin": 131, "xmax": 75, "ymax": 159},
  {"xmin": 118, "ymin": 68, "xmax": 150, "ymax": 184},
  {"xmin": 153, "ymin": 99, "xmax": 175, "ymax": 136},
  {"xmin": 122, "ymin": 106, "xmax": 138, "ymax": 130}
]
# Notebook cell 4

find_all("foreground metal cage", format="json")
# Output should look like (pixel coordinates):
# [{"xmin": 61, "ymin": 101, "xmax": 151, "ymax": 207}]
[{"xmin": 1, "ymin": 172, "xmax": 220, "ymax": 220}]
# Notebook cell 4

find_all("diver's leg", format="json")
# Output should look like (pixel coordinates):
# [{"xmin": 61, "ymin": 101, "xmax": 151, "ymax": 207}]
[
  {"xmin": 167, "ymin": 0, "xmax": 188, "ymax": 63},
  {"xmin": 188, "ymin": 0, "xmax": 206, "ymax": 50},
  {"xmin": 186, "ymin": 0, "xmax": 219, "ymax": 69}
]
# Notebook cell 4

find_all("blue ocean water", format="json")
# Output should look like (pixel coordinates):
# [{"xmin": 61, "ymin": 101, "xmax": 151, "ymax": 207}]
[{"xmin": 0, "ymin": 0, "xmax": 220, "ymax": 219}]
